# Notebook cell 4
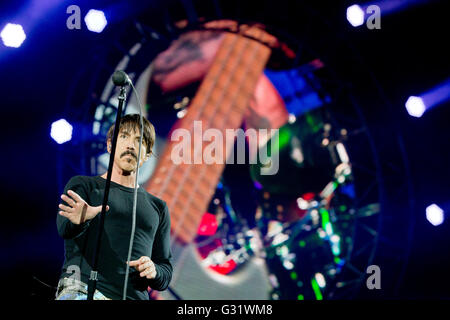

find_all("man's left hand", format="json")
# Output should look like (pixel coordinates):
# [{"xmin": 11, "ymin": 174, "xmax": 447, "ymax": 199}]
[{"xmin": 128, "ymin": 256, "xmax": 157, "ymax": 279}]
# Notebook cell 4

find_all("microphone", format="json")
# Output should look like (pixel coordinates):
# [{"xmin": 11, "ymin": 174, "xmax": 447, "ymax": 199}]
[{"xmin": 112, "ymin": 70, "xmax": 131, "ymax": 86}]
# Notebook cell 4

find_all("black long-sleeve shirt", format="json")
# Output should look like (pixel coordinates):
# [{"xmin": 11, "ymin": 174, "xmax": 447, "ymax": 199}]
[{"xmin": 56, "ymin": 175, "xmax": 172, "ymax": 300}]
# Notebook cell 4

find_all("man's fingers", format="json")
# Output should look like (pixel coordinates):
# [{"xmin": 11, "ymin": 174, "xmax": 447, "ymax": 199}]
[
  {"xmin": 59, "ymin": 203, "xmax": 74, "ymax": 212},
  {"xmin": 67, "ymin": 190, "xmax": 83, "ymax": 202},
  {"xmin": 58, "ymin": 211, "xmax": 69, "ymax": 218},
  {"xmin": 138, "ymin": 261, "xmax": 152, "ymax": 272},
  {"xmin": 140, "ymin": 269, "xmax": 150, "ymax": 277},
  {"xmin": 139, "ymin": 256, "xmax": 150, "ymax": 264},
  {"xmin": 140, "ymin": 268, "xmax": 156, "ymax": 279},
  {"xmin": 127, "ymin": 256, "xmax": 156, "ymax": 279},
  {"xmin": 127, "ymin": 260, "xmax": 139, "ymax": 267},
  {"xmin": 140, "ymin": 268, "xmax": 154, "ymax": 277},
  {"xmin": 127, "ymin": 257, "xmax": 152, "ymax": 270},
  {"xmin": 61, "ymin": 194, "xmax": 76, "ymax": 207}
]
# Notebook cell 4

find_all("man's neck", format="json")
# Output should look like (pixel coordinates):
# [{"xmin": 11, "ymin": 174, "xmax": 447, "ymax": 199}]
[{"xmin": 101, "ymin": 166, "xmax": 138, "ymax": 189}]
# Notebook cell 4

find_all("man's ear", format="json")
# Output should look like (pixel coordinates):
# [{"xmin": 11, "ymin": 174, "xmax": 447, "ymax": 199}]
[{"xmin": 107, "ymin": 140, "xmax": 111, "ymax": 153}]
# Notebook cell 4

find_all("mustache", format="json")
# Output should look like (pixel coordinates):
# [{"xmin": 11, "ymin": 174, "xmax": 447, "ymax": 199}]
[{"xmin": 120, "ymin": 151, "xmax": 137, "ymax": 160}]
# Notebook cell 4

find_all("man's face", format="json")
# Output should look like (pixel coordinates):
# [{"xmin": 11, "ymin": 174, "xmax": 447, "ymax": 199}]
[{"xmin": 109, "ymin": 127, "xmax": 148, "ymax": 174}]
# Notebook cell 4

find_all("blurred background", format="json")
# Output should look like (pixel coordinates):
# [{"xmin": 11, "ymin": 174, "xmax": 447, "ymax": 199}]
[{"xmin": 1, "ymin": 0, "xmax": 449, "ymax": 300}]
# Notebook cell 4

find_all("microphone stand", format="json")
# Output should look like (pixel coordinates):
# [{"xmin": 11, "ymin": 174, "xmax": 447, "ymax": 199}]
[{"xmin": 87, "ymin": 85, "xmax": 127, "ymax": 300}]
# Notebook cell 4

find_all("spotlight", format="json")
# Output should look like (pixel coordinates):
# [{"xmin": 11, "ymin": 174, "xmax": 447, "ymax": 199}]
[
  {"xmin": 176, "ymin": 109, "xmax": 187, "ymax": 118},
  {"xmin": 336, "ymin": 142, "xmax": 350, "ymax": 163},
  {"xmin": 426, "ymin": 204, "xmax": 444, "ymax": 226},
  {"xmin": 0, "ymin": 23, "xmax": 26, "ymax": 48},
  {"xmin": 288, "ymin": 114, "xmax": 296, "ymax": 124},
  {"xmin": 51, "ymin": 119, "xmax": 73, "ymax": 144},
  {"xmin": 405, "ymin": 96, "xmax": 426, "ymax": 117},
  {"xmin": 314, "ymin": 273, "xmax": 326, "ymax": 288},
  {"xmin": 346, "ymin": 4, "xmax": 365, "ymax": 27},
  {"xmin": 84, "ymin": 9, "xmax": 107, "ymax": 33},
  {"xmin": 408, "ymin": 79, "xmax": 450, "ymax": 117}
]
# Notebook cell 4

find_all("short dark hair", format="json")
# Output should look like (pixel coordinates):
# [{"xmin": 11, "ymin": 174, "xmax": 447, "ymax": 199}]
[{"xmin": 106, "ymin": 114, "xmax": 155, "ymax": 156}]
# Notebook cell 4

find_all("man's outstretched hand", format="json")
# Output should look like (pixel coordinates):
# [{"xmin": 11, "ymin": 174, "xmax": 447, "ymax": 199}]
[
  {"xmin": 58, "ymin": 190, "xmax": 109, "ymax": 225},
  {"xmin": 128, "ymin": 256, "xmax": 157, "ymax": 279}
]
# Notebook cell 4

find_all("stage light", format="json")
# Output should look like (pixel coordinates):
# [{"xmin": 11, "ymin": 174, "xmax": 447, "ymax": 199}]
[
  {"xmin": 272, "ymin": 233, "xmax": 289, "ymax": 246},
  {"xmin": 405, "ymin": 96, "xmax": 426, "ymax": 117},
  {"xmin": 407, "ymin": 79, "xmax": 450, "ymax": 117},
  {"xmin": 176, "ymin": 109, "xmax": 187, "ymax": 118},
  {"xmin": 311, "ymin": 278, "xmax": 323, "ymax": 300},
  {"xmin": 0, "ymin": 23, "xmax": 26, "ymax": 48},
  {"xmin": 84, "ymin": 9, "xmax": 107, "ymax": 33},
  {"xmin": 426, "ymin": 204, "xmax": 444, "ymax": 226},
  {"xmin": 314, "ymin": 273, "xmax": 326, "ymax": 288},
  {"xmin": 296, "ymin": 195, "xmax": 310, "ymax": 210},
  {"xmin": 336, "ymin": 142, "xmax": 350, "ymax": 163},
  {"xmin": 51, "ymin": 119, "xmax": 73, "ymax": 144},
  {"xmin": 317, "ymin": 229, "xmax": 326, "ymax": 239},
  {"xmin": 267, "ymin": 220, "xmax": 283, "ymax": 237},
  {"xmin": 347, "ymin": 4, "xmax": 365, "ymax": 27},
  {"xmin": 331, "ymin": 235, "xmax": 341, "ymax": 256},
  {"xmin": 331, "ymin": 235, "xmax": 340, "ymax": 243},
  {"xmin": 288, "ymin": 114, "xmax": 296, "ymax": 124},
  {"xmin": 253, "ymin": 181, "xmax": 263, "ymax": 189},
  {"xmin": 282, "ymin": 260, "xmax": 294, "ymax": 270}
]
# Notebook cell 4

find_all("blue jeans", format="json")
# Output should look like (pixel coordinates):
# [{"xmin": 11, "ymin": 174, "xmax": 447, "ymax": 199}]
[{"xmin": 55, "ymin": 277, "xmax": 111, "ymax": 300}]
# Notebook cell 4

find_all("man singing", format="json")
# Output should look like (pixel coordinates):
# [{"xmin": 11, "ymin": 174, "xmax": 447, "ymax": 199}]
[{"xmin": 55, "ymin": 114, "xmax": 172, "ymax": 300}]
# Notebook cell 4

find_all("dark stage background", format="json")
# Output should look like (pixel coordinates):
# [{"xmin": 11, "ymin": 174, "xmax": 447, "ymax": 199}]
[{"xmin": 1, "ymin": 0, "xmax": 449, "ymax": 300}]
